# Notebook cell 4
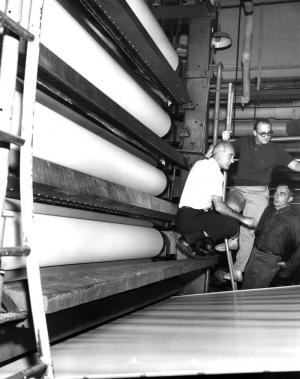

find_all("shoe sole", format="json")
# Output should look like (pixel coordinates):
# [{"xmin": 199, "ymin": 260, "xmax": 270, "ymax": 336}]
[
  {"xmin": 176, "ymin": 241, "xmax": 214, "ymax": 260},
  {"xmin": 215, "ymin": 271, "xmax": 243, "ymax": 282}
]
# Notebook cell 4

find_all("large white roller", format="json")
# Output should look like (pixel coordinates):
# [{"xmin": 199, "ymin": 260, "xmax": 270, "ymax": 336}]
[
  {"xmin": 1, "ymin": 207, "xmax": 164, "ymax": 270},
  {"xmin": 39, "ymin": 0, "xmax": 171, "ymax": 137},
  {"xmin": 11, "ymin": 91, "xmax": 167, "ymax": 196},
  {"xmin": 125, "ymin": 0, "xmax": 179, "ymax": 70}
]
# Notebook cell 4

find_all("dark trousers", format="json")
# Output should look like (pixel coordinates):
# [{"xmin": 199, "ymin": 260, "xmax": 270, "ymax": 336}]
[
  {"xmin": 175, "ymin": 207, "xmax": 239, "ymax": 244},
  {"xmin": 242, "ymin": 246, "xmax": 282, "ymax": 289}
]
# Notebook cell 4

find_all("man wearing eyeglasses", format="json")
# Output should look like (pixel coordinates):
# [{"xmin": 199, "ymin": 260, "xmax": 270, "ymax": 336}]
[{"xmin": 215, "ymin": 118, "xmax": 300, "ymax": 283}]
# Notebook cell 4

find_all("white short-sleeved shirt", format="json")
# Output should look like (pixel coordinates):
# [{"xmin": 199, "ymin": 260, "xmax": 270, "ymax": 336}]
[{"xmin": 179, "ymin": 158, "xmax": 224, "ymax": 210}]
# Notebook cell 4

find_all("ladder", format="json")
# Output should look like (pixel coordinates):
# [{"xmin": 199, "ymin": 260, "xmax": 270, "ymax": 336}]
[{"xmin": 0, "ymin": 1, "xmax": 54, "ymax": 377}]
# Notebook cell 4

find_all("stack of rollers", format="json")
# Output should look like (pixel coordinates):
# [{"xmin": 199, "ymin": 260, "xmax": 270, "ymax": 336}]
[{"xmin": 2, "ymin": 0, "xmax": 179, "ymax": 271}]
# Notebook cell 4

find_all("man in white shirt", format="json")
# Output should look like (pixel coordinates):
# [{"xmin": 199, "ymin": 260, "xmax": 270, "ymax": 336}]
[{"xmin": 176, "ymin": 142, "xmax": 256, "ymax": 258}]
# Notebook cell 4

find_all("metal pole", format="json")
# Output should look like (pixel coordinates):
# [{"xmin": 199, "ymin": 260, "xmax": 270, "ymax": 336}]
[
  {"xmin": 20, "ymin": 0, "xmax": 54, "ymax": 377},
  {"xmin": 213, "ymin": 63, "xmax": 222, "ymax": 146},
  {"xmin": 0, "ymin": 0, "xmax": 22, "ymax": 307},
  {"xmin": 272, "ymin": 136, "xmax": 300, "ymax": 142},
  {"xmin": 223, "ymin": 83, "xmax": 237, "ymax": 291}
]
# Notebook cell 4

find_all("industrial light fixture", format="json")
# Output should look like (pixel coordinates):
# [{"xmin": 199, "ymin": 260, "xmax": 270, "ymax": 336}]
[{"xmin": 211, "ymin": 30, "xmax": 232, "ymax": 50}]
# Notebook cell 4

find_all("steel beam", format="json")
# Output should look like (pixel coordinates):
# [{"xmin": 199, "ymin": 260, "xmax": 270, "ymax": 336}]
[
  {"xmin": 7, "ymin": 157, "xmax": 178, "ymax": 222},
  {"xmin": 150, "ymin": 3, "xmax": 214, "ymax": 20},
  {"xmin": 182, "ymin": 18, "xmax": 212, "ymax": 162}
]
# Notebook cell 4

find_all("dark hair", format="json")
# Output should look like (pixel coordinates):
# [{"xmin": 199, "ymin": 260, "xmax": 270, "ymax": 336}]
[
  {"xmin": 253, "ymin": 118, "xmax": 272, "ymax": 131},
  {"xmin": 277, "ymin": 183, "xmax": 295, "ymax": 198}
]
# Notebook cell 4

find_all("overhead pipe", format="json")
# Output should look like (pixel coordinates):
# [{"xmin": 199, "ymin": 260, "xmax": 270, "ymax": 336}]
[
  {"xmin": 213, "ymin": 64, "xmax": 223, "ymax": 145},
  {"xmin": 209, "ymin": 106, "xmax": 300, "ymax": 120},
  {"xmin": 207, "ymin": 120, "xmax": 300, "ymax": 137},
  {"xmin": 239, "ymin": 1, "xmax": 254, "ymax": 106}
]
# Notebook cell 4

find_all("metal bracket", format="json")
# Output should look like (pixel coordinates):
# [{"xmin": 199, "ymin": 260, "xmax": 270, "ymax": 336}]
[
  {"xmin": 180, "ymin": 101, "xmax": 195, "ymax": 111},
  {"xmin": 186, "ymin": 70, "xmax": 207, "ymax": 79},
  {"xmin": 179, "ymin": 127, "xmax": 190, "ymax": 138},
  {"xmin": 0, "ymin": 10, "xmax": 34, "ymax": 40}
]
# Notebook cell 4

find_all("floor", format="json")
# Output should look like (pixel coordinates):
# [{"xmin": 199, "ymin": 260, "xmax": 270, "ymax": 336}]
[{"xmin": 2, "ymin": 285, "xmax": 300, "ymax": 378}]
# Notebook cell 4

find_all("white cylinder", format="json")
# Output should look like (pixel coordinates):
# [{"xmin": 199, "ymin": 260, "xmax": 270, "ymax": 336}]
[
  {"xmin": 11, "ymin": 92, "xmax": 167, "ymax": 196},
  {"xmin": 2, "ymin": 208, "xmax": 164, "ymax": 270},
  {"xmin": 39, "ymin": 0, "xmax": 171, "ymax": 137},
  {"xmin": 125, "ymin": 0, "xmax": 179, "ymax": 70}
]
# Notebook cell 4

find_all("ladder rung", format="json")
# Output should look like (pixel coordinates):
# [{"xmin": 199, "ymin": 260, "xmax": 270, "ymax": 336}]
[
  {"xmin": 0, "ymin": 130, "xmax": 25, "ymax": 147},
  {"xmin": 0, "ymin": 311, "xmax": 27, "ymax": 325},
  {"xmin": 0, "ymin": 10, "xmax": 34, "ymax": 41},
  {"xmin": 0, "ymin": 246, "xmax": 31, "ymax": 257},
  {"xmin": 5, "ymin": 360, "xmax": 47, "ymax": 379}
]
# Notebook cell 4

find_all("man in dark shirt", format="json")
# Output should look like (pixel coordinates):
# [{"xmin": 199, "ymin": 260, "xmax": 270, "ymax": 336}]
[
  {"xmin": 242, "ymin": 184, "xmax": 300, "ymax": 289},
  {"xmin": 216, "ymin": 118, "xmax": 300, "ymax": 283}
]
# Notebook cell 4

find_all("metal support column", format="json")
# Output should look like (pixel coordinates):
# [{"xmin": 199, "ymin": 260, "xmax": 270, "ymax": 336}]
[{"xmin": 182, "ymin": 18, "xmax": 212, "ymax": 169}]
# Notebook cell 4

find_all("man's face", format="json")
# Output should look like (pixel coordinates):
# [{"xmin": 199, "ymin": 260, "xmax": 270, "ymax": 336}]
[
  {"xmin": 219, "ymin": 147, "xmax": 235, "ymax": 170},
  {"xmin": 273, "ymin": 185, "xmax": 293, "ymax": 210},
  {"xmin": 253, "ymin": 122, "xmax": 273, "ymax": 145}
]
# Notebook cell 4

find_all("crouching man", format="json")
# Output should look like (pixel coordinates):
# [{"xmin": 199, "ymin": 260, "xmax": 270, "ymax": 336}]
[{"xmin": 176, "ymin": 142, "xmax": 256, "ymax": 257}]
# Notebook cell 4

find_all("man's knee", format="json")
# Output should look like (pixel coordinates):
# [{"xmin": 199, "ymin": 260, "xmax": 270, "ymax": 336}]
[
  {"xmin": 226, "ymin": 199, "xmax": 241, "ymax": 213},
  {"xmin": 227, "ymin": 189, "xmax": 246, "ymax": 213}
]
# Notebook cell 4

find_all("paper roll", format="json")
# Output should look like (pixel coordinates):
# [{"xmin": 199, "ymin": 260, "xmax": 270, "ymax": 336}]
[
  {"xmin": 40, "ymin": 0, "xmax": 171, "ymax": 137},
  {"xmin": 125, "ymin": 0, "xmax": 179, "ymax": 70},
  {"xmin": 2, "ymin": 209, "xmax": 164, "ymax": 270},
  {"xmin": 11, "ymin": 91, "xmax": 167, "ymax": 196}
]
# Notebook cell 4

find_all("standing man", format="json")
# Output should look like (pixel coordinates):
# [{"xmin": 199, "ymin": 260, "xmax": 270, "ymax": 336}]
[
  {"xmin": 242, "ymin": 184, "xmax": 300, "ymax": 289},
  {"xmin": 176, "ymin": 142, "xmax": 256, "ymax": 257},
  {"xmin": 217, "ymin": 118, "xmax": 300, "ymax": 282}
]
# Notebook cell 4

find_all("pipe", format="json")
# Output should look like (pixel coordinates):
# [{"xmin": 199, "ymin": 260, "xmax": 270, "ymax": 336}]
[
  {"xmin": 207, "ymin": 120, "xmax": 299, "ymax": 137},
  {"xmin": 240, "ymin": 1, "xmax": 254, "ymax": 105},
  {"xmin": 213, "ymin": 64, "xmax": 222, "ymax": 145},
  {"xmin": 223, "ymin": 83, "xmax": 237, "ymax": 291},
  {"xmin": 209, "ymin": 106, "xmax": 300, "ymax": 120},
  {"xmin": 272, "ymin": 136, "xmax": 300, "ymax": 142},
  {"xmin": 0, "ymin": 0, "xmax": 23, "ymax": 305}
]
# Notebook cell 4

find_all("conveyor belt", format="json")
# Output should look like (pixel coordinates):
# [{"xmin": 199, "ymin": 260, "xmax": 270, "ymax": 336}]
[{"xmin": 2, "ymin": 285, "xmax": 300, "ymax": 377}]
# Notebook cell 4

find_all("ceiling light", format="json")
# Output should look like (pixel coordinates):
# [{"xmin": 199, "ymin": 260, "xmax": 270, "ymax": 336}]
[{"xmin": 211, "ymin": 31, "xmax": 232, "ymax": 50}]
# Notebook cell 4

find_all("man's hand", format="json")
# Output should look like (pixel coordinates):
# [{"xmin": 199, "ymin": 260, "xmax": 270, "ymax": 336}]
[
  {"xmin": 277, "ymin": 261, "xmax": 286, "ymax": 269},
  {"xmin": 242, "ymin": 216, "xmax": 256, "ymax": 228},
  {"xmin": 222, "ymin": 130, "xmax": 232, "ymax": 141}
]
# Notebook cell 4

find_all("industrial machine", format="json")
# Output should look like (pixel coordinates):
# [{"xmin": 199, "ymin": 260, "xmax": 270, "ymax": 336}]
[{"xmin": 0, "ymin": 0, "xmax": 299, "ymax": 377}]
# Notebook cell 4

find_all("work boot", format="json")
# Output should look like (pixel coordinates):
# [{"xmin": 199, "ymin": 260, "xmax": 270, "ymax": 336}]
[
  {"xmin": 194, "ymin": 238, "xmax": 215, "ymax": 254},
  {"xmin": 216, "ymin": 269, "xmax": 243, "ymax": 283}
]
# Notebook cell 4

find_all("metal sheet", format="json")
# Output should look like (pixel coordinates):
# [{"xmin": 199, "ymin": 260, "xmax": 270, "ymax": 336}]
[{"xmin": 2, "ymin": 285, "xmax": 300, "ymax": 377}]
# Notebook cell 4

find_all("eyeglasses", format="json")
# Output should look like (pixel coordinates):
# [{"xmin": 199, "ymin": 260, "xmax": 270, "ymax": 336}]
[{"xmin": 256, "ymin": 130, "xmax": 274, "ymax": 137}]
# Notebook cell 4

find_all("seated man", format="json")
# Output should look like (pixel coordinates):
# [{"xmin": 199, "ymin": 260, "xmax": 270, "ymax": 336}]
[
  {"xmin": 176, "ymin": 142, "xmax": 256, "ymax": 260},
  {"xmin": 242, "ymin": 184, "xmax": 300, "ymax": 289}
]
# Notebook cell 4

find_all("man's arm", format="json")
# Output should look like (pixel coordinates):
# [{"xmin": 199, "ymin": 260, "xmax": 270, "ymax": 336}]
[
  {"xmin": 212, "ymin": 195, "xmax": 256, "ymax": 228},
  {"xmin": 255, "ymin": 206, "xmax": 268, "ymax": 236},
  {"xmin": 279, "ymin": 217, "xmax": 300, "ymax": 277},
  {"xmin": 287, "ymin": 159, "xmax": 300, "ymax": 172}
]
